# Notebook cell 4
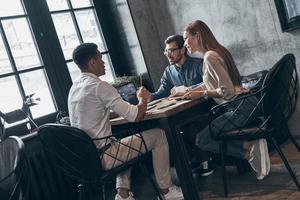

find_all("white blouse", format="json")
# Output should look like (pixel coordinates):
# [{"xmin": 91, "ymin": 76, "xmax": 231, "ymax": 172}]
[{"xmin": 202, "ymin": 51, "xmax": 236, "ymax": 104}]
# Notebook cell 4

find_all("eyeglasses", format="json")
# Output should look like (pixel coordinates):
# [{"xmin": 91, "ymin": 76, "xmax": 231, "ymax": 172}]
[{"xmin": 163, "ymin": 47, "xmax": 181, "ymax": 55}]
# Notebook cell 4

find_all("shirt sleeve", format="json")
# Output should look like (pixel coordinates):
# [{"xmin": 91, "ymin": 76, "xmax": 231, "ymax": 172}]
[
  {"xmin": 151, "ymin": 69, "xmax": 173, "ymax": 100},
  {"xmin": 205, "ymin": 53, "xmax": 235, "ymax": 100},
  {"xmin": 96, "ymin": 82, "xmax": 138, "ymax": 122}
]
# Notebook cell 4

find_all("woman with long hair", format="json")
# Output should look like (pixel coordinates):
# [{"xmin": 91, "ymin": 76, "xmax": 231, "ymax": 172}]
[{"xmin": 182, "ymin": 20, "xmax": 270, "ymax": 180}]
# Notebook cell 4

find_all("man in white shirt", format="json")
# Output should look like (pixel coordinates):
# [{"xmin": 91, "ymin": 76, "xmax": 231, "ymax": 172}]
[{"xmin": 68, "ymin": 43, "xmax": 184, "ymax": 200}]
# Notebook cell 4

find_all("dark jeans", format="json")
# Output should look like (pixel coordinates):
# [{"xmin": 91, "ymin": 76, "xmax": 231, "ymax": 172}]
[
  {"xmin": 196, "ymin": 96, "xmax": 261, "ymax": 159},
  {"xmin": 181, "ymin": 98, "xmax": 216, "ymax": 163},
  {"xmin": 181, "ymin": 121, "xmax": 211, "ymax": 163}
]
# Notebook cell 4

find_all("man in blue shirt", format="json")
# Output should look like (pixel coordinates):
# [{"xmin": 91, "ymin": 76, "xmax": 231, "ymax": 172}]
[
  {"xmin": 145, "ymin": 35, "xmax": 214, "ymax": 176},
  {"xmin": 150, "ymin": 35, "xmax": 203, "ymax": 100}
]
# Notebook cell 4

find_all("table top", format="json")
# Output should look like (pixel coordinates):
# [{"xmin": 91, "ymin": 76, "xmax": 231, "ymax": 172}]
[{"xmin": 110, "ymin": 97, "xmax": 205, "ymax": 125}]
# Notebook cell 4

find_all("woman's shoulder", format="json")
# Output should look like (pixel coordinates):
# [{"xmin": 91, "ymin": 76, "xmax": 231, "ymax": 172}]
[
  {"xmin": 204, "ymin": 51, "xmax": 224, "ymax": 67},
  {"xmin": 203, "ymin": 50, "xmax": 227, "ymax": 72},
  {"xmin": 204, "ymin": 50, "xmax": 221, "ymax": 61}
]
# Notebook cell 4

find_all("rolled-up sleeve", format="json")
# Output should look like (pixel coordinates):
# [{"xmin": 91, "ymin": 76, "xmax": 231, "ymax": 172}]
[{"xmin": 97, "ymin": 82, "xmax": 138, "ymax": 122}]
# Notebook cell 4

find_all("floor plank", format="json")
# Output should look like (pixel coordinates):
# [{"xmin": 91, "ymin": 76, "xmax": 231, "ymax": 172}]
[{"xmin": 107, "ymin": 138, "xmax": 300, "ymax": 200}]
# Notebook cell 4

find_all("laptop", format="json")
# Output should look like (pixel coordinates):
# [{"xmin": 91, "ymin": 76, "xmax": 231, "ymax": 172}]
[{"xmin": 116, "ymin": 82, "xmax": 139, "ymax": 105}]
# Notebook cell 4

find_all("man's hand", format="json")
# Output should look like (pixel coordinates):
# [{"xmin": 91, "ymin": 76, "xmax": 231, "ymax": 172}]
[
  {"xmin": 135, "ymin": 87, "xmax": 149, "ymax": 121},
  {"xmin": 137, "ymin": 87, "xmax": 151, "ymax": 103},
  {"xmin": 170, "ymin": 86, "xmax": 188, "ymax": 97}
]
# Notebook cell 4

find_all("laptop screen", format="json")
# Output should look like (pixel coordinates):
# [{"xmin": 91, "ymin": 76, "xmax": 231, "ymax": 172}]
[{"xmin": 116, "ymin": 82, "xmax": 139, "ymax": 105}]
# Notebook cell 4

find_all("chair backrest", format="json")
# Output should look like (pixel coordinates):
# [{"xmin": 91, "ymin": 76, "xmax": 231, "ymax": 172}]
[
  {"xmin": 0, "ymin": 136, "xmax": 25, "ymax": 200},
  {"xmin": 262, "ymin": 54, "xmax": 298, "ymax": 127},
  {"xmin": 38, "ymin": 123, "xmax": 102, "ymax": 183},
  {"xmin": 241, "ymin": 70, "xmax": 269, "ymax": 91},
  {"xmin": 208, "ymin": 54, "xmax": 298, "ymax": 141}
]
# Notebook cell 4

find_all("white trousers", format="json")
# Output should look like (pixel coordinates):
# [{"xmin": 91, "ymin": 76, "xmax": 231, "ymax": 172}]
[{"xmin": 101, "ymin": 128, "xmax": 172, "ymax": 190}]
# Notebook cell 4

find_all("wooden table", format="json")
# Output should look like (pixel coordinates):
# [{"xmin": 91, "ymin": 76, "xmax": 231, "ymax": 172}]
[{"xmin": 111, "ymin": 98, "xmax": 213, "ymax": 200}]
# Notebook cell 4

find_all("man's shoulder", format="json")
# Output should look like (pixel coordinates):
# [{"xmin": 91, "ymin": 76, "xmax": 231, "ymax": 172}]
[{"xmin": 164, "ymin": 64, "xmax": 177, "ymax": 72}]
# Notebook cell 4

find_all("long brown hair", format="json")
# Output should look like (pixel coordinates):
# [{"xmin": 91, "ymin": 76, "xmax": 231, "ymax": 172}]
[{"xmin": 184, "ymin": 20, "xmax": 241, "ymax": 86}]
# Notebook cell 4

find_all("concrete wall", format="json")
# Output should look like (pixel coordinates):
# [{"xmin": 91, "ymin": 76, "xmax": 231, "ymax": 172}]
[
  {"xmin": 106, "ymin": 0, "xmax": 148, "ymax": 76},
  {"xmin": 127, "ymin": 0, "xmax": 300, "ymax": 135}
]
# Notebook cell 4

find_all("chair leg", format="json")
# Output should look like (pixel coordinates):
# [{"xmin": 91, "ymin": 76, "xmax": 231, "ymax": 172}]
[
  {"xmin": 287, "ymin": 132, "xmax": 300, "ymax": 152},
  {"xmin": 78, "ymin": 184, "xmax": 84, "ymax": 200},
  {"xmin": 102, "ymin": 185, "xmax": 106, "ymax": 200},
  {"xmin": 269, "ymin": 136, "xmax": 300, "ymax": 190},
  {"xmin": 139, "ymin": 163, "xmax": 163, "ymax": 200},
  {"xmin": 220, "ymin": 141, "xmax": 228, "ymax": 197}
]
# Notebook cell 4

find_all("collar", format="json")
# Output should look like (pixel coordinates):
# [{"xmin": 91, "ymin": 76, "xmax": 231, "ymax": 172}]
[{"xmin": 81, "ymin": 72, "xmax": 101, "ymax": 80}]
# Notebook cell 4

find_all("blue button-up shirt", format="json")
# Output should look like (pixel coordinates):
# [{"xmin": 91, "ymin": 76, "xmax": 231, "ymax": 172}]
[{"xmin": 152, "ymin": 56, "xmax": 203, "ymax": 100}]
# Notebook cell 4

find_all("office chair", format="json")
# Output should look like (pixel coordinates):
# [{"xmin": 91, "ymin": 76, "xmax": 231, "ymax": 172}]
[
  {"xmin": 0, "ymin": 136, "xmax": 26, "ymax": 200},
  {"xmin": 38, "ymin": 123, "xmax": 162, "ymax": 200},
  {"xmin": 208, "ymin": 54, "xmax": 300, "ymax": 197}
]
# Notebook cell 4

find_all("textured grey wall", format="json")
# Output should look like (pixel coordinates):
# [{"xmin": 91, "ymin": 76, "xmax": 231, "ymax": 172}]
[
  {"xmin": 127, "ymin": 0, "xmax": 300, "ymax": 135},
  {"xmin": 108, "ymin": 0, "xmax": 148, "ymax": 75}
]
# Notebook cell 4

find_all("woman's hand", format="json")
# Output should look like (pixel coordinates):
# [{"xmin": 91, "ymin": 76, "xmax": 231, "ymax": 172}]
[{"xmin": 183, "ymin": 90, "xmax": 206, "ymax": 100}]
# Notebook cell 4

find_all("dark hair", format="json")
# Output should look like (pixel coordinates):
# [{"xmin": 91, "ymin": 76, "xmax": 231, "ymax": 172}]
[
  {"xmin": 72, "ymin": 43, "xmax": 98, "ymax": 70},
  {"xmin": 164, "ymin": 35, "xmax": 184, "ymax": 48}
]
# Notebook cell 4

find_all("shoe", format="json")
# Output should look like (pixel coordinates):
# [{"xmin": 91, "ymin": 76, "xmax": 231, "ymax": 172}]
[
  {"xmin": 199, "ymin": 161, "xmax": 214, "ymax": 176},
  {"xmin": 160, "ymin": 185, "xmax": 184, "ymax": 200},
  {"xmin": 115, "ymin": 192, "xmax": 135, "ymax": 200},
  {"xmin": 248, "ymin": 139, "xmax": 270, "ymax": 180},
  {"xmin": 191, "ymin": 160, "xmax": 214, "ymax": 177}
]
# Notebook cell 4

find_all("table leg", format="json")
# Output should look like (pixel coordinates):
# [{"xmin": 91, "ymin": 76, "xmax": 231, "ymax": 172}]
[{"xmin": 159, "ymin": 117, "xmax": 200, "ymax": 200}]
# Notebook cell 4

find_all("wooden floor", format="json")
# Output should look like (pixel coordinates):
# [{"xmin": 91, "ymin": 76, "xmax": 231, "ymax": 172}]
[
  {"xmin": 196, "ymin": 138, "xmax": 300, "ymax": 200},
  {"xmin": 106, "ymin": 138, "xmax": 300, "ymax": 200}
]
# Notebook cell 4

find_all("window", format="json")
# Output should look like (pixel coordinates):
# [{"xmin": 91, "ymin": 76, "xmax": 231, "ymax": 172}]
[
  {"xmin": 0, "ymin": 0, "xmax": 116, "ymax": 129},
  {"xmin": 45, "ymin": 0, "xmax": 115, "ymax": 82},
  {"xmin": 0, "ymin": 0, "xmax": 56, "ymax": 125}
]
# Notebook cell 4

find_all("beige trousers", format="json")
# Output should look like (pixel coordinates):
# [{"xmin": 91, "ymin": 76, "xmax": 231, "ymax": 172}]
[{"xmin": 101, "ymin": 128, "xmax": 172, "ymax": 190}]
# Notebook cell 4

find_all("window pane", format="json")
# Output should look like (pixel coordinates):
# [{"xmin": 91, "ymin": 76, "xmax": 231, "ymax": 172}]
[
  {"xmin": 75, "ymin": 9, "xmax": 107, "ymax": 52},
  {"xmin": 20, "ymin": 70, "xmax": 56, "ymax": 118},
  {"xmin": 0, "ymin": 37, "xmax": 12, "ymax": 75},
  {"xmin": 52, "ymin": 12, "xmax": 81, "ymax": 60},
  {"xmin": 0, "ymin": 0, "xmax": 24, "ymax": 17},
  {"xmin": 2, "ymin": 18, "xmax": 42, "ymax": 70},
  {"xmin": 101, "ymin": 53, "xmax": 114, "ymax": 83},
  {"xmin": 46, "ymin": 0, "xmax": 68, "ymax": 11},
  {"xmin": 71, "ymin": 0, "xmax": 92, "ymax": 8},
  {"xmin": 67, "ymin": 57, "xmax": 114, "ymax": 83},
  {"xmin": 67, "ymin": 61, "xmax": 80, "ymax": 82},
  {"xmin": 0, "ymin": 76, "xmax": 23, "ymax": 112}
]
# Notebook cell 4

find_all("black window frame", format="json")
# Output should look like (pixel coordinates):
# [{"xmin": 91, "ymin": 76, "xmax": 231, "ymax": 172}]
[{"xmin": 1, "ymin": 0, "xmax": 117, "ymax": 136}]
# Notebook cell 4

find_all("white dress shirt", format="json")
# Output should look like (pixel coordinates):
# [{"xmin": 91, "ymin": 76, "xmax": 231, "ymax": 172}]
[{"xmin": 68, "ymin": 72, "xmax": 138, "ymax": 148}]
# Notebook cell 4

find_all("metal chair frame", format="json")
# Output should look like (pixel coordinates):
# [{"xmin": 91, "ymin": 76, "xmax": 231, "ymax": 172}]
[
  {"xmin": 209, "ymin": 54, "xmax": 300, "ymax": 197},
  {"xmin": 38, "ymin": 123, "xmax": 163, "ymax": 200},
  {"xmin": 0, "ymin": 136, "xmax": 26, "ymax": 200}
]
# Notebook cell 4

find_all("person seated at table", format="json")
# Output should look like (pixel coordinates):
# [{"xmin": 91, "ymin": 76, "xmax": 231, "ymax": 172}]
[
  {"xmin": 144, "ymin": 35, "xmax": 214, "ymax": 176},
  {"xmin": 149, "ymin": 34, "xmax": 203, "ymax": 101},
  {"xmin": 68, "ymin": 43, "xmax": 184, "ymax": 200},
  {"xmin": 181, "ymin": 20, "xmax": 270, "ymax": 180}
]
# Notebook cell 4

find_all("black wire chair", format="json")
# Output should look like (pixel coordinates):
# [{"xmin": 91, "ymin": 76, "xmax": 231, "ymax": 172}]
[
  {"xmin": 38, "ymin": 123, "xmax": 162, "ymax": 200},
  {"xmin": 208, "ymin": 54, "xmax": 300, "ymax": 197},
  {"xmin": 0, "ymin": 136, "xmax": 26, "ymax": 200}
]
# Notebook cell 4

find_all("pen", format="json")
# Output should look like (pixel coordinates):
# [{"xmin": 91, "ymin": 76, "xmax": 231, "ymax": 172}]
[{"xmin": 139, "ymin": 74, "xmax": 143, "ymax": 87}]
